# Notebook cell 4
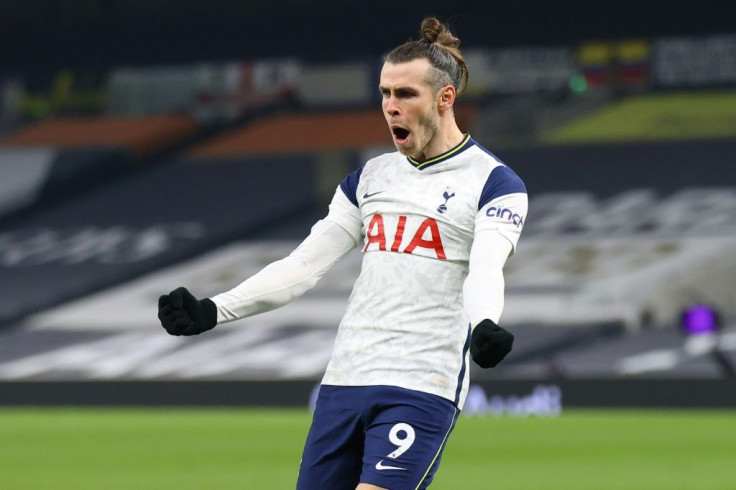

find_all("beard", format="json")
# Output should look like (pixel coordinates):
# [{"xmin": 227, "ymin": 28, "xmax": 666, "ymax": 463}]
[{"xmin": 408, "ymin": 109, "xmax": 440, "ymax": 160}]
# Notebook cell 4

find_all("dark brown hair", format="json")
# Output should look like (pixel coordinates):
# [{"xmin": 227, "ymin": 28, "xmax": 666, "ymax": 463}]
[{"xmin": 384, "ymin": 17, "xmax": 469, "ymax": 95}]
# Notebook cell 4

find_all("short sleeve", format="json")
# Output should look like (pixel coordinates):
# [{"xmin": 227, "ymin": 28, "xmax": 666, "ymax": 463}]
[
  {"xmin": 339, "ymin": 167, "xmax": 363, "ymax": 207},
  {"xmin": 475, "ymin": 165, "xmax": 528, "ymax": 253},
  {"xmin": 326, "ymin": 184, "xmax": 363, "ymax": 244}
]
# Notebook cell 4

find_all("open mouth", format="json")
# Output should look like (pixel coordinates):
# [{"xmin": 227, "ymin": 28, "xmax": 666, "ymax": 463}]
[{"xmin": 392, "ymin": 126, "xmax": 410, "ymax": 144}]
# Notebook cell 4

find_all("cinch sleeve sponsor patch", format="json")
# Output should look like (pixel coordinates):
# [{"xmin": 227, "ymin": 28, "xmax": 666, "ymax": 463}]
[{"xmin": 476, "ymin": 192, "xmax": 528, "ymax": 252}]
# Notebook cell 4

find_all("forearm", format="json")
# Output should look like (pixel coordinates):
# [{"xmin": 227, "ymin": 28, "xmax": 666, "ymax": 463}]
[
  {"xmin": 463, "ymin": 229, "xmax": 513, "ymax": 327},
  {"xmin": 211, "ymin": 219, "xmax": 357, "ymax": 323}
]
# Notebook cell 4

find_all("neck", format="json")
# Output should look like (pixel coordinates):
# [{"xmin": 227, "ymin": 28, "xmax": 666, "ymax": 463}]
[{"xmin": 414, "ymin": 122, "xmax": 465, "ymax": 161}]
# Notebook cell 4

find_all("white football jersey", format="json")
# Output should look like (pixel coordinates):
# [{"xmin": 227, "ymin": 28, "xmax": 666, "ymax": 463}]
[{"xmin": 322, "ymin": 134, "xmax": 527, "ymax": 408}]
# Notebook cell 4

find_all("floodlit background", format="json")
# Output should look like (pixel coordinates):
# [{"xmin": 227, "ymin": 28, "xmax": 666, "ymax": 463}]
[{"xmin": 0, "ymin": 1, "xmax": 735, "ymax": 488}]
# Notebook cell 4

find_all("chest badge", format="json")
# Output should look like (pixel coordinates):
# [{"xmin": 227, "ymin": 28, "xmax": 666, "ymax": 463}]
[{"xmin": 437, "ymin": 188, "xmax": 456, "ymax": 214}]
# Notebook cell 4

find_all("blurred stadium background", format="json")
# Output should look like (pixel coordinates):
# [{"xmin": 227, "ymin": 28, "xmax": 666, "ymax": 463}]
[{"xmin": 1, "ymin": 0, "xmax": 736, "ymax": 488}]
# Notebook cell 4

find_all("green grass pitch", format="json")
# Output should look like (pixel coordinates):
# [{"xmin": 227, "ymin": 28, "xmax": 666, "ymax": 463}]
[{"xmin": 1, "ymin": 408, "xmax": 734, "ymax": 489}]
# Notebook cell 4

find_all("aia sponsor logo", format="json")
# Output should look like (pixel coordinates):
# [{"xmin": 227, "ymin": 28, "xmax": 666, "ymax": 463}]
[{"xmin": 363, "ymin": 214, "xmax": 446, "ymax": 259}]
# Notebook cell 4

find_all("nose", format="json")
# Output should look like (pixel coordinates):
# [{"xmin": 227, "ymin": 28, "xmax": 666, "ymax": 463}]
[{"xmin": 384, "ymin": 96, "xmax": 400, "ymax": 117}]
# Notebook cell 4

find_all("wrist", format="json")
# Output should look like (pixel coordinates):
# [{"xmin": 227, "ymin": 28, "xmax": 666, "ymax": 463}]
[{"xmin": 200, "ymin": 298, "xmax": 218, "ymax": 330}]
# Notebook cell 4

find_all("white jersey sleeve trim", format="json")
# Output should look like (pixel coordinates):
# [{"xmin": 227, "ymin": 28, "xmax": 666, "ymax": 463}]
[
  {"xmin": 211, "ymin": 216, "xmax": 358, "ymax": 324},
  {"xmin": 475, "ymin": 191, "xmax": 528, "ymax": 254},
  {"xmin": 463, "ymin": 229, "xmax": 512, "ymax": 327},
  {"xmin": 326, "ymin": 185, "xmax": 363, "ymax": 243}
]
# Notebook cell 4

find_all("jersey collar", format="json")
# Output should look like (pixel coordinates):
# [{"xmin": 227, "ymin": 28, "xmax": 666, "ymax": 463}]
[{"xmin": 407, "ymin": 133, "xmax": 473, "ymax": 170}]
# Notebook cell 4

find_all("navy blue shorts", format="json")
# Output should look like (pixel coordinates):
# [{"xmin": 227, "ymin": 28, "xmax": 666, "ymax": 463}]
[{"xmin": 296, "ymin": 385, "xmax": 460, "ymax": 490}]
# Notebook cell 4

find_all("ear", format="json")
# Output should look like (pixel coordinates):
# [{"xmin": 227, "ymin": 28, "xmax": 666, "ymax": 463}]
[{"xmin": 437, "ymin": 85, "xmax": 456, "ymax": 112}]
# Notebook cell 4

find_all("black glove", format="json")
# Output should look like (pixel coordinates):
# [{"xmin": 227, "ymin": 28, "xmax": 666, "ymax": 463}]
[
  {"xmin": 470, "ymin": 319, "xmax": 514, "ymax": 368},
  {"xmin": 158, "ymin": 287, "xmax": 217, "ymax": 336}
]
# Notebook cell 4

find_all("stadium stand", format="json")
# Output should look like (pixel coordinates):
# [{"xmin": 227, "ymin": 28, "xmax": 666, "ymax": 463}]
[
  {"xmin": 0, "ymin": 115, "xmax": 198, "ymax": 156},
  {"xmin": 192, "ymin": 110, "xmax": 394, "ymax": 156},
  {"xmin": 2, "ymin": 137, "xmax": 735, "ymax": 391},
  {"xmin": 0, "ymin": 115, "xmax": 200, "ymax": 222},
  {"xmin": 0, "ymin": 1, "xmax": 735, "ymax": 407}
]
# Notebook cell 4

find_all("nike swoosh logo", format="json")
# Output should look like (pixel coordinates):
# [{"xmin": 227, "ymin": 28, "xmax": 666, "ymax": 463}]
[
  {"xmin": 375, "ymin": 460, "xmax": 407, "ymax": 471},
  {"xmin": 363, "ymin": 191, "xmax": 384, "ymax": 199}
]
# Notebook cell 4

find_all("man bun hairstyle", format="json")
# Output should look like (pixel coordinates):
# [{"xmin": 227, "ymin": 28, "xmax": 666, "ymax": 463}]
[{"xmin": 385, "ymin": 17, "xmax": 469, "ymax": 95}]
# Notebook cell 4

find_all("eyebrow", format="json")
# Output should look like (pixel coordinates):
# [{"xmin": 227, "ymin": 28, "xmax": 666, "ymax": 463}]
[{"xmin": 378, "ymin": 85, "xmax": 419, "ymax": 94}]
